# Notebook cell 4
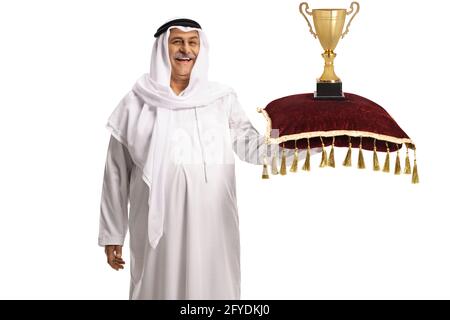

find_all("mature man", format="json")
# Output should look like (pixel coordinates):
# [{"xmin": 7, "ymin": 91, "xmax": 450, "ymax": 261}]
[{"xmin": 98, "ymin": 18, "xmax": 307, "ymax": 299}]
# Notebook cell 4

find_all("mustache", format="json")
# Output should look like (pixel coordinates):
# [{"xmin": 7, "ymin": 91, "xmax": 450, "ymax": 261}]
[{"xmin": 174, "ymin": 52, "xmax": 197, "ymax": 60}]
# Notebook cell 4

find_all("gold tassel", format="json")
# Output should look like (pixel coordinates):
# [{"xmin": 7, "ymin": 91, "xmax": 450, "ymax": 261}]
[
  {"xmin": 394, "ymin": 146, "xmax": 401, "ymax": 175},
  {"xmin": 319, "ymin": 137, "xmax": 328, "ymax": 168},
  {"xmin": 343, "ymin": 137, "xmax": 352, "ymax": 167},
  {"xmin": 280, "ymin": 143, "xmax": 287, "ymax": 175},
  {"xmin": 262, "ymin": 156, "xmax": 269, "ymax": 179},
  {"xmin": 404, "ymin": 146, "xmax": 412, "ymax": 174},
  {"xmin": 328, "ymin": 137, "xmax": 335, "ymax": 168},
  {"xmin": 358, "ymin": 137, "xmax": 365, "ymax": 169},
  {"xmin": 271, "ymin": 154, "xmax": 279, "ymax": 175},
  {"xmin": 373, "ymin": 139, "xmax": 380, "ymax": 171},
  {"xmin": 412, "ymin": 148, "xmax": 419, "ymax": 184},
  {"xmin": 290, "ymin": 140, "xmax": 299, "ymax": 172},
  {"xmin": 302, "ymin": 138, "xmax": 311, "ymax": 171},
  {"xmin": 383, "ymin": 143, "xmax": 390, "ymax": 173}
]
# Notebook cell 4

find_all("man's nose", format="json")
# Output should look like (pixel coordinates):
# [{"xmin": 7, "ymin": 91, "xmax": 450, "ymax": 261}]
[{"xmin": 179, "ymin": 43, "xmax": 189, "ymax": 53}]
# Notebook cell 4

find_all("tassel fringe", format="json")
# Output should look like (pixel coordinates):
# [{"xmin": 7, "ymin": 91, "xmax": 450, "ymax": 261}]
[
  {"xmin": 280, "ymin": 144, "xmax": 287, "ymax": 175},
  {"xmin": 394, "ymin": 148, "xmax": 401, "ymax": 175},
  {"xmin": 319, "ymin": 137, "xmax": 328, "ymax": 168},
  {"xmin": 373, "ymin": 144, "xmax": 380, "ymax": 171},
  {"xmin": 343, "ymin": 138, "xmax": 352, "ymax": 167},
  {"xmin": 328, "ymin": 137, "xmax": 335, "ymax": 168},
  {"xmin": 404, "ymin": 147, "xmax": 412, "ymax": 174},
  {"xmin": 290, "ymin": 144, "xmax": 299, "ymax": 173},
  {"xmin": 412, "ymin": 148, "xmax": 419, "ymax": 184},
  {"xmin": 358, "ymin": 137, "xmax": 365, "ymax": 169},
  {"xmin": 383, "ymin": 144, "xmax": 390, "ymax": 173},
  {"xmin": 262, "ymin": 156, "xmax": 269, "ymax": 179},
  {"xmin": 260, "ymin": 139, "xmax": 419, "ymax": 184},
  {"xmin": 271, "ymin": 154, "xmax": 279, "ymax": 175},
  {"xmin": 302, "ymin": 138, "xmax": 311, "ymax": 171}
]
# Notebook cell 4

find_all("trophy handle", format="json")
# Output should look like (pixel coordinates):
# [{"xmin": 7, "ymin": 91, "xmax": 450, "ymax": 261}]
[
  {"xmin": 299, "ymin": 2, "xmax": 317, "ymax": 38},
  {"xmin": 342, "ymin": 1, "xmax": 360, "ymax": 39}
]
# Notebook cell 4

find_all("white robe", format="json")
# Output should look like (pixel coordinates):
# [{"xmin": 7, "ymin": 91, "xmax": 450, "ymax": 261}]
[{"xmin": 98, "ymin": 92, "xmax": 306, "ymax": 299}]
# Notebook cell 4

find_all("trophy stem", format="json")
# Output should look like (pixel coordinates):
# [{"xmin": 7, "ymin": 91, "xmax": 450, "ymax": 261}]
[
  {"xmin": 319, "ymin": 50, "xmax": 341, "ymax": 83},
  {"xmin": 315, "ymin": 50, "xmax": 344, "ymax": 99}
]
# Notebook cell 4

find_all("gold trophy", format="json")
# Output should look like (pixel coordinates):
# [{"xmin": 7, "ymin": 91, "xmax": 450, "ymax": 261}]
[{"xmin": 299, "ymin": 2, "xmax": 360, "ymax": 99}]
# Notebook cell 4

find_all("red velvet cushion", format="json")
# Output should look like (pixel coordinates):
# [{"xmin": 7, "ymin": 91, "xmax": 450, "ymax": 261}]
[{"xmin": 260, "ymin": 92, "xmax": 414, "ymax": 152}]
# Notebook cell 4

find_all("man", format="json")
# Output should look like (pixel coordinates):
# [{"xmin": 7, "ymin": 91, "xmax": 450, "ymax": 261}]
[{"xmin": 98, "ymin": 18, "xmax": 307, "ymax": 300}]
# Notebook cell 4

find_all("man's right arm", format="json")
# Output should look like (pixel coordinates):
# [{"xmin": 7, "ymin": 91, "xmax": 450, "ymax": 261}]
[{"xmin": 98, "ymin": 135, "xmax": 133, "ymax": 266}]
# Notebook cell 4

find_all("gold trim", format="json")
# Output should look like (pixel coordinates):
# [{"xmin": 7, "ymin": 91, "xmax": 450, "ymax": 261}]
[
  {"xmin": 258, "ymin": 108, "xmax": 415, "ymax": 148},
  {"xmin": 317, "ymin": 79, "xmax": 342, "ymax": 84}
]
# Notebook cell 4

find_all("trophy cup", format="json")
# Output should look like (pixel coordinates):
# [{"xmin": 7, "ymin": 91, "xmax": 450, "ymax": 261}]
[{"xmin": 299, "ymin": 2, "xmax": 360, "ymax": 99}]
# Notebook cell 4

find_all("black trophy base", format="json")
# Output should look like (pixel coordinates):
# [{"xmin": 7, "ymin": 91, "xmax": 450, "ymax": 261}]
[{"xmin": 314, "ymin": 82, "xmax": 345, "ymax": 100}]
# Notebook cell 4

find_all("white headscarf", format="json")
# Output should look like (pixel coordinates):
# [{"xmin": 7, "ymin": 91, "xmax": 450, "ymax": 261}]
[{"xmin": 106, "ymin": 24, "xmax": 234, "ymax": 248}]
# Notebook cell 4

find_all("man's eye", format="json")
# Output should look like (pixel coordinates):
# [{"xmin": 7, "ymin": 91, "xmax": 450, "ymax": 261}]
[
  {"xmin": 173, "ymin": 40, "xmax": 181, "ymax": 44},
  {"xmin": 189, "ymin": 42, "xmax": 198, "ymax": 46}
]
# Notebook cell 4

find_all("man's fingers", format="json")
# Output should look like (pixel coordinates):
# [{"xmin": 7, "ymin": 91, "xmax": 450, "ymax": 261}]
[
  {"xmin": 108, "ymin": 258, "xmax": 123, "ymax": 270},
  {"xmin": 110, "ymin": 263, "xmax": 120, "ymax": 271},
  {"xmin": 105, "ymin": 246, "xmax": 115, "ymax": 263},
  {"xmin": 115, "ymin": 245, "xmax": 123, "ymax": 259},
  {"xmin": 111, "ymin": 258, "xmax": 125, "ymax": 265},
  {"xmin": 104, "ymin": 245, "xmax": 125, "ymax": 270}
]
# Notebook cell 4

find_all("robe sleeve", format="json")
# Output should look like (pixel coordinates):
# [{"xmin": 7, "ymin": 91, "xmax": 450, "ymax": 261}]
[
  {"xmin": 98, "ymin": 135, "xmax": 133, "ymax": 246},
  {"xmin": 228, "ymin": 93, "xmax": 307, "ymax": 165}
]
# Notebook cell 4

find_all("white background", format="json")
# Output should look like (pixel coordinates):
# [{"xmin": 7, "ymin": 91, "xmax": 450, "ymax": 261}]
[{"xmin": 0, "ymin": 0, "xmax": 449, "ymax": 299}]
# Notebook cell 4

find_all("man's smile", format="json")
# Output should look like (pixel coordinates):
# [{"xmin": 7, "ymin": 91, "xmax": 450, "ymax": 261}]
[{"xmin": 175, "ymin": 57, "xmax": 193, "ymax": 64}]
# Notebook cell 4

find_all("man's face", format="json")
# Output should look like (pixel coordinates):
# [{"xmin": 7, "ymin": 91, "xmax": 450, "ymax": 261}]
[{"xmin": 168, "ymin": 28, "xmax": 200, "ymax": 79}]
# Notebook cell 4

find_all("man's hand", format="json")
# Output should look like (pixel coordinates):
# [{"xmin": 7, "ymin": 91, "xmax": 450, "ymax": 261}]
[{"xmin": 105, "ymin": 245, "xmax": 125, "ymax": 271}]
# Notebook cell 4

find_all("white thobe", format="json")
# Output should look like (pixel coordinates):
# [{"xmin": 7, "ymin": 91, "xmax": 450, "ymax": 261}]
[{"xmin": 98, "ymin": 93, "xmax": 304, "ymax": 300}]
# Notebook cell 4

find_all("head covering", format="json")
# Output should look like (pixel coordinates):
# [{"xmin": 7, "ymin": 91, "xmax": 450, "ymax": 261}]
[
  {"xmin": 106, "ymin": 19, "xmax": 234, "ymax": 248},
  {"xmin": 132, "ymin": 21, "xmax": 232, "ymax": 108},
  {"xmin": 153, "ymin": 18, "xmax": 202, "ymax": 38}
]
